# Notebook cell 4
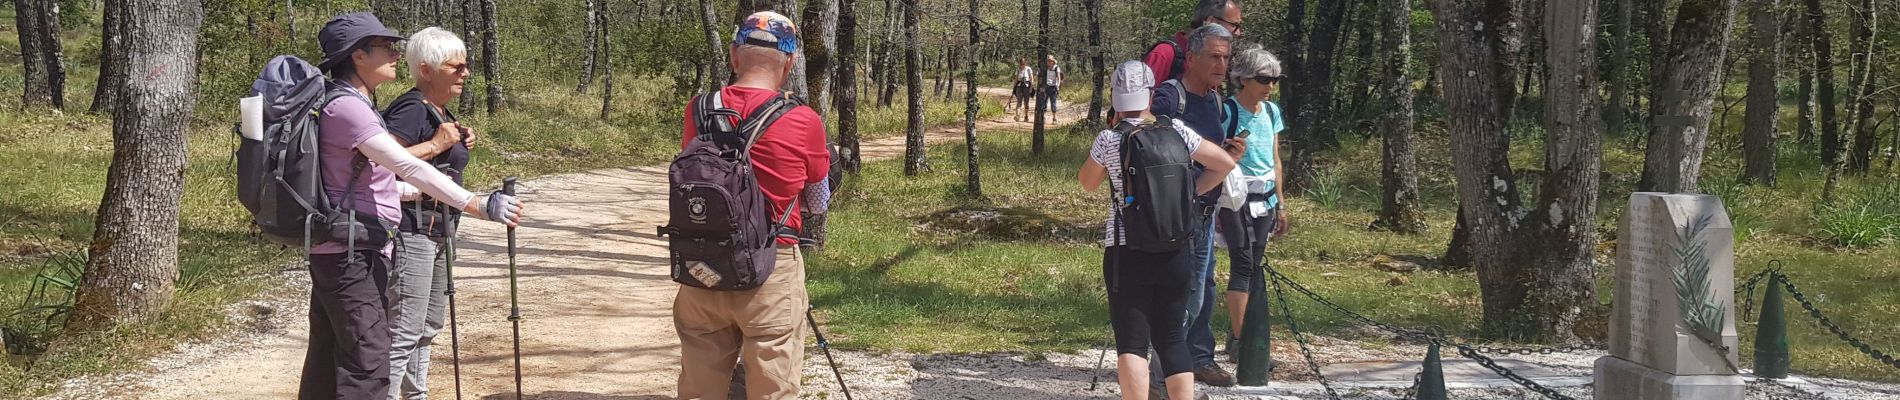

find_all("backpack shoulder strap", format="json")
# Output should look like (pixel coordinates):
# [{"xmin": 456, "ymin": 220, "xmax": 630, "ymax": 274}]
[
  {"xmin": 1163, "ymin": 80, "xmax": 1187, "ymax": 116},
  {"xmin": 1223, "ymin": 97, "xmax": 1241, "ymax": 139},
  {"xmin": 738, "ymin": 93, "xmax": 798, "ymax": 155}
]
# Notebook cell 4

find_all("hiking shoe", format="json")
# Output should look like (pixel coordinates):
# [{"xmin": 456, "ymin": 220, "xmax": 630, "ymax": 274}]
[{"xmin": 1194, "ymin": 363, "xmax": 1236, "ymax": 387}]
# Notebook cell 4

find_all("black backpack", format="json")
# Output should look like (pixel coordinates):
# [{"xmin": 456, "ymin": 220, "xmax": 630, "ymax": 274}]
[
  {"xmin": 235, "ymin": 55, "xmax": 383, "ymax": 250},
  {"xmin": 660, "ymin": 91, "xmax": 800, "ymax": 291},
  {"xmin": 1114, "ymin": 117, "xmax": 1198, "ymax": 253}
]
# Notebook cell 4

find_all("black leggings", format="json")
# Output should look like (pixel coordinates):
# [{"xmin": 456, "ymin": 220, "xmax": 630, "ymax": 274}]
[
  {"xmin": 1220, "ymin": 206, "xmax": 1278, "ymax": 293},
  {"xmin": 301, "ymin": 249, "xmax": 392, "ymax": 400},
  {"xmin": 1103, "ymin": 245, "xmax": 1197, "ymax": 376}
]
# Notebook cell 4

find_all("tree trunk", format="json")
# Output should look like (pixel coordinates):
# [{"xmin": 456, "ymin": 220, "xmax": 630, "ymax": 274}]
[
  {"xmin": 877, "ymin": 0, "xmax": 900, "ymax": 108},
  {"xmin": 68, "ymin": 0, "xmax": 201, "ymax": 332},
  {"xmin": 1529, "ymin": 0, "xmax": 1605, "ymax": 343},
  {"xmin": 1796, "ymin": 9, "xmax": 1817, "ymax": 146},
  {"xmin": 1844, "ymin": 0, "xmax": 1877, "ymax": 173},
  {"xmin": 1347, "ymin": 0, "xmax": 1380, "ymax": 128},
  {"xmin": 698, "ymin": 0, "xmax": 731, "ymax": 90},
  {"xmin": 480, "ymin": 0, "xmax": 502, "ymax": 115},
  {"xmin": 1804, "ymin": 0, "xmax": 1843, "ymax": 203},
  {"xmin": 92, "ymin": 0, "xmax": 128, "ymax": 115},
  {"xmin": 1644, "ymin": 0, "xmax": 1672, "ymax": 131},
  {"xmin": 965, "ymin": 0, "xmax": 982, "ymax": 197},
  {"xmin": 35, "ymin": 0, "xmax": 67, "ymax": 109},
  {"xmin": 1638, "ymin": 0, "xmax": 1741, "ymax": 193},
  {"xmin": 1286, "ymin": 0, "xmax": 1349, "ymax": 189},
  {"xmin": 1084, "ymin": 0, "xmax": 1105, "ymax": 130},
  {"xmin": 1427, "ymin": 0, "xmax": 1535, "ymax": 337},
  {"xmin": 1606, "ymin": 0, "xmax": 1634, "ymax": 132},
  {"xmin": 1375, "ymin": 0, "xmax": 1425, "ymax": 234},
  {"xmin": 1031, "ymin": 0, "xmax": 1050, "ymax": 155},
  {"xmin": 598, "ymin": 0, "xmax": 614, "ymax": 120},
  {"xmin": 15, "ymin": 0, "xmax": 51, "ymax": 107},
  {"xmin": 1442, "ymin": 209, "xmax": 1473, "ymax": 268},
  {"xmin": 1741, "ymin": 0, "xmax": 1780, "ymax": 186},
  {"xmin": 837, "ymin": 0, "xmax": 863, "ymax": 173},
  {"xmin": 903, "ymin": 0, "xmax": 926, "ymax": 175},
  {"xmin": 577, "ymin": 0, "xmax": 600, "ymax": 93},
  {"xmin": 803, "ymin": 0, "xmax": 839, "ymax": 115},
  {"xmin": 460, "ymin": 0, "xmax": 478, "ymax": 113}
]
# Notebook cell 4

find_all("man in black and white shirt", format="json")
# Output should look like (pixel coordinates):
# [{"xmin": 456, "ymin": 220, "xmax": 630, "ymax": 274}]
[{"xmin": 1077, "ymin": 60, "xmax": 1241, "ymax": 400}]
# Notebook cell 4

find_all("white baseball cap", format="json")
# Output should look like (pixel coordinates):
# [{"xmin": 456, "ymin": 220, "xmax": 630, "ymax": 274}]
[{"xmin": 1110, "ymin": 60, "xmax": 1154, "ymax": 113}]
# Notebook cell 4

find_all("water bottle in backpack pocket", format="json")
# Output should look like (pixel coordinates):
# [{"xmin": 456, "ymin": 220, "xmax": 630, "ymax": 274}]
[{"xmin": 659, "ymin": 92, "xmax": 801, "ymax": 291}]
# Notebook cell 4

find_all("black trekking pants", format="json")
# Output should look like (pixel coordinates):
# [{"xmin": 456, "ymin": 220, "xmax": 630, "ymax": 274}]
[{"xmin": 301, "ymin": 249, "xmax": 392, "ymax": 400}]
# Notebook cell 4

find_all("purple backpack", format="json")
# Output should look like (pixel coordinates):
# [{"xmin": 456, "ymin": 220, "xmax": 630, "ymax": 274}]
[{"xmin": 660, "ymin": 92, "xmax": 799, "ymax": 291}]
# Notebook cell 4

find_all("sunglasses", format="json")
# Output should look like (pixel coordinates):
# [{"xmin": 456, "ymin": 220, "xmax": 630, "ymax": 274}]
[
  {"xmin": 1212, "ymin": 16, "xmax": 1243, "ymax": 36},
  {"xmin": 1249, "ymin": 75, "xmax": 1283, "ymax": 85}
]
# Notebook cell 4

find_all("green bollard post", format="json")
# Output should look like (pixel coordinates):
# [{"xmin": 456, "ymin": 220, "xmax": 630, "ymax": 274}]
[
  {"xmin": 1752, "ymin": 272, "xmax": 1791, "ymax": 379},
  {"xmin": 1418, "ymin": 341, "xmax": 1448, "ymax": 400},
  {"xmin": 1236, "ymin": 271, "xmax": 1274, "ymax": 386}
]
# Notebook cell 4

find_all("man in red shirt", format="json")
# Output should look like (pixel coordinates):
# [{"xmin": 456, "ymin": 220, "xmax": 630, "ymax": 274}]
[
  {"xmin": 673, "ymin": 11, "xmax": 830, "ymax": 400},
  {"xmin": 1143, "ymin": 0, "xmax": 1244, "ymax": 84}
]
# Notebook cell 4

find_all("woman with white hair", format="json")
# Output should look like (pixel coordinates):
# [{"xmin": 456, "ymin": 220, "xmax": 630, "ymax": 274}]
[
  {"xmin": 1216, "ymin": 45, "xmax": 1288, "ymax": 356},
  {"xmin": 380, "ymin": 26, "xmax": 476, "ymax": 400}
]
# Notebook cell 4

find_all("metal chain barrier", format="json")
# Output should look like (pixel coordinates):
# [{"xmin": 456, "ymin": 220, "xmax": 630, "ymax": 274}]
[
  {"xmin": 1453, "ymin": 344, "xmax": 1581, "ymax": 400},
  {"xmin": 1268, "ymin": 267, "xmax": 1342, "ymax": 400},
  {"xmin": 1777, "ymin": 273, "xmax": 1900, "ymax": 370},
  {"xmin": 1262, "ymin": 266, "xmax": 1604, "ymax": 355},
  {"xmin": 1262, "ymin": 266, "xmax": 1600, "ymax": 399},
  {"xmin": 1398, "ymin": 372, "xmax": 1422, "ymax": 400},
  {"xmin": 1736, "ymin": 261, "xmax": 1782, "ymax": 321}
]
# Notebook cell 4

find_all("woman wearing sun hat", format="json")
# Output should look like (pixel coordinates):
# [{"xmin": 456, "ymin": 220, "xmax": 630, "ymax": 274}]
[{"xmin": 300, "ymin": 12, "xmax": 522, "ymax": 399}]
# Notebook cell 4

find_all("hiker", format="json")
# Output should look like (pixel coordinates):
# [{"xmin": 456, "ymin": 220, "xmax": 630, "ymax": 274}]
[
  {"xmin": 1080, "ymin": 60, "xmax": 1241, "ymax": 400},
  {"xmin": 301, "ymin": 13, "xmax": 522, "ymax": 400},
  {"xmin": 1217, "ymin": 46, "xmax": 1288, "ymax": 355},
  {"xmin": 379, "ymin": 26, "xmax": 474, "ymax": 400},
  {"xmin": 1014, "ymin": 57, "xmax": 1035, "ymax": 121},
  {"xmin": 670, "ymin": 11, "xmax": 831, "ymax": 400},
  {"xmin": 1143, "ymin": 0, "xmax": 1243, "ymax": 83},
  {"xmin": 1041, "ymin": 55, "xmax": 1065, "ymax": 116},
  {"xmin": 1149, "ymin": 23, "xmax": 1237, "ymax": 389}
]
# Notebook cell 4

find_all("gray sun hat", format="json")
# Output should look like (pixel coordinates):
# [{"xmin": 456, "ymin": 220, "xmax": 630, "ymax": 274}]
[{"xmin": 317, "ymin": 12, "xmax": 406, "ymax": 72}]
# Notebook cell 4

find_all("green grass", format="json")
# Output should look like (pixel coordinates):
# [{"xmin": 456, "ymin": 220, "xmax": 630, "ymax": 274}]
[{"xmin": 812, "ymin": 110, "xmax": 1900, "ymax": 382}]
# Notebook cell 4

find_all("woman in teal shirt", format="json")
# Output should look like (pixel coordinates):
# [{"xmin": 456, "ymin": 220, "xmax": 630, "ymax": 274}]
[{"xmin": 1217, "ymin": 46, "xmax": 1288, "ymax": 351}]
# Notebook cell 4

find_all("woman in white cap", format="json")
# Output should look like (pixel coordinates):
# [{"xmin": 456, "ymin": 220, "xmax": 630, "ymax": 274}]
[
  {"xmin": 302, "ymin": 12, "xmax": 521, "ymax": 399},
  {"xmin": 1078, "ymin": 60, "xmax": 1242, "ymax": 400}
]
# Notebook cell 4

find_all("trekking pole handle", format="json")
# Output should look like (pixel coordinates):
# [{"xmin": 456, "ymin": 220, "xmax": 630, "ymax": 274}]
[{"xmin": 502, "ymin": 177, "xmax": 517, "ymax": 196}]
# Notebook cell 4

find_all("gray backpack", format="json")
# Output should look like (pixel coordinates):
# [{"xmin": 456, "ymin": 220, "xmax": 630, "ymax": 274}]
[{"xmin": 234, "ymin": 55, "xmax": 382, "ymax": 250}]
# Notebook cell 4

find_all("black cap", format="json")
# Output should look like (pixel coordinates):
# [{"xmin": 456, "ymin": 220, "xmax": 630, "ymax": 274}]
[{"xmin": 318, "ymin": 13, "xmax": 405, "ymax": 72}]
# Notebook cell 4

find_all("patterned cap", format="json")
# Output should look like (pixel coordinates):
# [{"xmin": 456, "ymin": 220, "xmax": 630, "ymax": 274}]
[{"xmin": 734, "ymin": 11, "xmax": 800, "ymax": 54}]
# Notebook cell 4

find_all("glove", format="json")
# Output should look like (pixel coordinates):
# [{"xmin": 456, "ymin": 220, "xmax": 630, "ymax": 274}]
[{"xmin": 481, "ymin": 192, "xmax": 522, "ymax": 226}]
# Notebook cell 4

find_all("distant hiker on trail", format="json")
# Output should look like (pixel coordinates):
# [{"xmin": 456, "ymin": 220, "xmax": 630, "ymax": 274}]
[
  {"xmin": 1149, "ymin": 23, "xmax": 1239, "ymax": 389},
  {"xmin": 1216, "ymin": 45, "xmax": 1288, "ymax": 359},
  {"xmin": 379, "ymin": 26, "xmax": 474, "ymax": 400},
  {"xmin": 1014, "ymin": 57, "xmax": 1035, "ymax": 122},
  {"xmin": 1143, "ymin": 0, "xmax": 1244, "ymax": 83},
  {"xmin": 1041, "ymin": 55, "xmax": 1065, "ymax": 117},
  {"xmin": 1080, "ymin": 60, "xmax": 1241, "ymax": 400},
  {"xmin": 666, "ymin": 11, "xmax": 831, "ymax": 400},
  {"xmin": 300, "ymin": 12, "xmax": 521, "ymax": 400}
]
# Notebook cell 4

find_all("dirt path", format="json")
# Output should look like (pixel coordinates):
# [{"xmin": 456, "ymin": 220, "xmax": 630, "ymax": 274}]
[{"xmin": 45, "ymin": 88, "xmax": 1085, "ymax": 400}]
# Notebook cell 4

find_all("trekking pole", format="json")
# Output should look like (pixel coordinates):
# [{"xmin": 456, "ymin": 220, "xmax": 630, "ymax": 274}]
[
  {"xmin": 502, "ymin": 177, "xmax": 524, "ymax": 400},
  {"xmin": 444, "ymin": 205, "xmax": 466, "ymax": 400},
  {"xmin": 806, "ymin": 307, "xmax": 853, "ymax": 400},
  {"xmin": 1087, "ymin": 336, "xmax": 1111, "ymax": 390}
]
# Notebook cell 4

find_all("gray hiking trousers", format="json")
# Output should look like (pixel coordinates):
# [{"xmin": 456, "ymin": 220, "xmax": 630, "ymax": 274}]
[{"xmin": 388, "ymin": 232, "xmax": 450, "ymax": 400}]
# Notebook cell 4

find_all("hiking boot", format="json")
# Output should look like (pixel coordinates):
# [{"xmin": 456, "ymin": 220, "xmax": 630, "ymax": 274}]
[{"xmin": 1194, "ymin": 363, "xmax": 1236, "ymax": 387}]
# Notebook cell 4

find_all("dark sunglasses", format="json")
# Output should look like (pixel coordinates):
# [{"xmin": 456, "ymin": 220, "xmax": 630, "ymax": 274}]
[
  {"xmin": 1212, "ymin": 16, "xmax": 1243, "ymax": 35},
  {"xmin": 1249, "ymin": 75, "xmax": 1283, "ymax": 85}
]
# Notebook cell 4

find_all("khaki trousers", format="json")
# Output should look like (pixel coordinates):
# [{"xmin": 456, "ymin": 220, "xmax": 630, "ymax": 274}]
[{"xmin": 674, "ymin": 247, "xmax": 808, "ymax": 400}]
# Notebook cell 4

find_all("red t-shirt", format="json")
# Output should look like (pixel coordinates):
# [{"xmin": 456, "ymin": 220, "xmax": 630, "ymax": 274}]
[
  {"xmin": 1143, "ymin": 31, "xmax": 1191, "ymax": 82},
  {"xmin": 681, "ymin": 86, "xmax": 830, "ymax": 246}
]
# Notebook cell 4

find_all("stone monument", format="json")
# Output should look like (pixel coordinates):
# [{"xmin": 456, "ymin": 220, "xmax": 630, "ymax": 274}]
[{"xmin": 1596, "ymin": 193, "xmax": 1743, "ymax": 400}]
